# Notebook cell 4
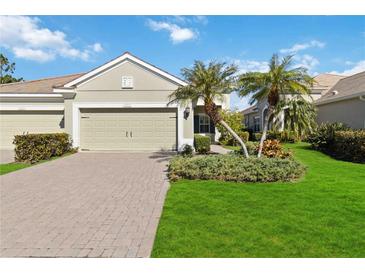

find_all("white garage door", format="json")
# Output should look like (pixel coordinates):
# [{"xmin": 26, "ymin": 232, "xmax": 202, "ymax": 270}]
[
  {"xmin": 0, "ymin": 111, "xmax": 65, "ymax": 149},
  {"xmin": 80, "ymin": 108, "xmax": 177, "ymax": 151}
]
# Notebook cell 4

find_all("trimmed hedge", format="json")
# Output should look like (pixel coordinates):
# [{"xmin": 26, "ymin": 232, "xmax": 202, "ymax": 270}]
[
  {"xmin": 13, "ymin": 133, "xmax": 74, "ymax": 164},
  {"xmin": 307, "ymin": 122, "xmax": 364, "ymax": 163},
  {"xmin": 194, "ymin": 134, "xmax": 211, "ymax": 154},
  {"xmin": 307, "ymin": 122, "xmax": 349, "ymax": 152},
  {"xmin": 169, "ymin": 154, "xmax": 305, "ymax": 183},
  {"xmin": 332, "ymin": 131, "xmax": 365, "ymax": 163}
]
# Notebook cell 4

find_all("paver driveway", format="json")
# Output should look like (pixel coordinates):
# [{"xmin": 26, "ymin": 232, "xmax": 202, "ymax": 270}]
[{"xmin": 0, "ymin": 152, "xmax": 171, "ymax": 258}]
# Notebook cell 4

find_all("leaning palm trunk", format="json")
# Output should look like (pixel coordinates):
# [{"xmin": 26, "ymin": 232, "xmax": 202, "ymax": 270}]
[
  {"xmin": 219, "ymin": 120, "xmax": 249, "ymax": 158},
  {"xmin": 257, "ymin": 107, "xmax": 273, "ymax": 158},
  {"xmin": 204, "ymin": 99, "xmax": 249, "ymax": 158}
]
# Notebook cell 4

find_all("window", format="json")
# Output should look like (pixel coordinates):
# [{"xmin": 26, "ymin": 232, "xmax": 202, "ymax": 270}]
[
  {"xmin": 121, "ymin": 76, "xmax": 133, "ymax": 89},
  {"xmin": 194, "ymin": 114, "xmax": 213, "ymax": 133},
  {"xmin": 199, "ymin": 115, "xmax": 210, "ymax": 133}
]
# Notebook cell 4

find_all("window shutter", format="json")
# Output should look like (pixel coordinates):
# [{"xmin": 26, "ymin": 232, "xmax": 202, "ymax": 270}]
[
  {"xmin": 209, "ymin": 119, "xmax": 215, "ymax": 133},
  {"xmin": 194, "ymin": 115, "xmax": 199, "ymax": 133}
]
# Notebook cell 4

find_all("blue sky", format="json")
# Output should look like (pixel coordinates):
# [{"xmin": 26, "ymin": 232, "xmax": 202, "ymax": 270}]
[{"xmin": 1, "ymin": 15, "xmax": 364, "ymax": 109}]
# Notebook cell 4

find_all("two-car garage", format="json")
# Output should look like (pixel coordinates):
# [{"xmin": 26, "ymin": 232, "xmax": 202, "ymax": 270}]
[{"xmin": 79, "ymin": 108, "xmax": 177, "ymax": 151}]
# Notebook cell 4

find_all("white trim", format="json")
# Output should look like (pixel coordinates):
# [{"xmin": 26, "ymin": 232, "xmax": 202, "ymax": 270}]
[
  {"xmin": 53, "ymin": 88, "xmax": 75, "ymax": 93},
  {"xmin": 71, "ymin": 101, "xmax": 181, "ymax": 149},
  {"xmin": 0, "ymin": 93, "xmax": 63, "ymax": 98},
  {"xmin": 182, "ymin": 138, "xmax": 194, "ymax": 147},
  {"xmin": 177, "ymin": 104, "xmax": 184, "ymax": 151},
  {"xmin": 0, "ymin": 104, "xmax": 64, "ymax": 111},
  {"xmin": 64, "ymin": 52, "xmax": 187, "ymax": 88},
  {"xmin": 315, "ymin": 91, "xmax": 365, "ymax": 106}
]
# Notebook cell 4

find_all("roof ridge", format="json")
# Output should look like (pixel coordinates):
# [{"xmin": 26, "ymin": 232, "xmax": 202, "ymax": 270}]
[
  {"xmin": 314, "ymin": 73, "xmax": 345, "ymax": 78},
  {"xmin": 0, "ymin": 72, "xmax": 85, "ymax": 87},
  {"xmin": 340, "ymin": 70, "xmax": 365, "ymax": 80}
]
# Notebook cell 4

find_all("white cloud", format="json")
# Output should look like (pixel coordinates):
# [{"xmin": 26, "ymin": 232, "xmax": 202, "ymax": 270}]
[
  {"xmin": 280, "ymin": 40, "xmax": 325, "ymax": 54},
  {"xmin": 147, "ymin": 19, "xmax": 197, "ymax": 44},
  {"xmin": 172, "ymin": 16, "xmax": 208, "ymax": 25},
  {"xmin": 13, "ymin": 47, "xmax": 55, "ymax": 62},
  {"xmin": 0, "ymin": 16, "xmax": 103, "ymax": 62},
  {"xmin": 329, "ymin": 60, "xmax": 365, "ymax": 76},
  {"xmin": 91, "ymin": 43, "xmax": 103, "ymax": 53},
  {"xmin": 293, "ymin": 54, "xmax": 320, "ymax": 74},
  {"xmin": 230, "ymin": 59, "xmax": 269, "ymax": 74}
]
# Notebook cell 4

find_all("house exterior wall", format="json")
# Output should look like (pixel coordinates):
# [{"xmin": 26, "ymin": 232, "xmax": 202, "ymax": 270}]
[
  {"xmin": 316, "ymin": 98, "xmax": 365, "ymax": 129},
  {"xmin": 77, "ymin": 61, "xmax": 178, "ymax": 91}
]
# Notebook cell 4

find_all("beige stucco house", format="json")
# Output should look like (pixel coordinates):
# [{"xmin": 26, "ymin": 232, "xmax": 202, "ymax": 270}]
[
  {"xmin": 315, "ymin": 71, "xmax": 365, "ymax": 129},
  {"xmin": 0, "ymin": 52, "xmax": 229, "ymax": 151},
  {"xmin": 242, "ymin": 73, "xmax": 356, "ymax": 132}
]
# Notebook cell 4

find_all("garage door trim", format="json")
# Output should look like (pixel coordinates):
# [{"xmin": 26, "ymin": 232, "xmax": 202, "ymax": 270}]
[{"xmin": 72, "ymin": 102, "xmax": 183, "ymax": 150}]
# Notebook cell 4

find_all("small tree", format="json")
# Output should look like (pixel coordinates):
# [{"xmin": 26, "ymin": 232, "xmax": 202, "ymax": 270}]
[
  {"xmin": 273, "ymin": 95, "xmax": 317, "ymax": 137},
  {"xmin": 216, "ymin": 110, "xmax": 247, "ymax": 146},
  {"xmin": 0, "ymin": 54, "xmax": 23, "ymax": 84},
  {"xmin": 238, "ymin": 54, "xmax": 313, "ymax": 157},
  {"xmin": 169, "ymin": 61, "xmax": 249, "ymax": 157}
]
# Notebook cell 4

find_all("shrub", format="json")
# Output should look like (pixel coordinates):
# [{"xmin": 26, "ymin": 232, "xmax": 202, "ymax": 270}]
[
  {"xmin": 238, "ymin": 131, "xmax": 250, "ymax": 143},
  {"xmin": 261, "ymin": 139, "xmax": 292, "ymax": 159},
  {"xmin": 231, "ymin": 141, "xmax": 258, "ymax": 156},
  {"xmin": 307, "ymin": 122, "xmax": 349, "ymax": 152},
  {"xmin": 194, "ymin": 134, "xmax": 211, "ymax": 154},
  {"xmin": 180, "ymin": 144, "xmax": 193, "ymax": 157},
  {"xmin": 168, "ymin": 154, "xmax": 305, "ymax": 183},
  {"xmin": 267, "ymin": 130, "xmax": 299, "ymax": 143},
  {"xmin": 332, "ymin": 130, "xmax": 365, "ymax": 163},
  {"xmin": 216, "ymin": 110, "xmax": 248, "ymax": 146},
  {"xmin": 232, "ymin": 140, "xmax": 291, "ymax": 158},
  {"xmin": 13, "ymin": 133, "xmax": 74, "ymax": 164},
  {"xmin": 253, "ymin": 132, "xmax": 262, "ymax": 141}
]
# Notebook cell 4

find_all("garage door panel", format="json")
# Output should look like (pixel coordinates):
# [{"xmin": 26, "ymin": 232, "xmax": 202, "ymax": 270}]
[
  {"xmin": 0, "ymin": 111, "xmax": 64, "ymax": 149},
  {"xmin": 80, "ymin": 108, "xmax": 177, "ymax": 151}
]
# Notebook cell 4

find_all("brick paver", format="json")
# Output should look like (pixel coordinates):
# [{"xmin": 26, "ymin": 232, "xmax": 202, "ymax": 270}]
[{"xmin": 0, "ymin": 152, "xmax": 171, "ymax": 257}]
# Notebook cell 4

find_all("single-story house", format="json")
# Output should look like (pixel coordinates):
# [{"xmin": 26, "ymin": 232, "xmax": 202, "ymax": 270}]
[
  {"xmin": 0, "ymin": 52, "xmax": 229, "ymax": 151},
  {"xmin": 315, "ymin": 71, "xmax": 365, "ymax": 129},
  {"xmin": 241, "ymin": 73, "xmax": 351, "ymax": 131}
]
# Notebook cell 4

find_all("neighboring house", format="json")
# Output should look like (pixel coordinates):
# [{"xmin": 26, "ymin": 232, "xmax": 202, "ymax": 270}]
[
  {"xmin": 242, "ymin": 73, "xmax": 346, "ymax": 131},
  {"xmin": 315, "ymin": 71, "xmax": 365, "ymax": 129},
  {"xmin": 0, "ymin": 52, "xmax": 229, "ymax": 151}
]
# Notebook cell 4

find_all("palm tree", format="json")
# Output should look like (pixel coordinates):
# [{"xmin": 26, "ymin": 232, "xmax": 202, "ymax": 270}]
[
  {"xmin": 169, "ymin": 61, "xmax": 249, "ymax": 157},
  {"xmin": 238, "ymin": 54, "xmax": 313, "ymax": 157},
  {"xmin": 273, "ymin": 95, "xmax": 317, "ymax": 137}
]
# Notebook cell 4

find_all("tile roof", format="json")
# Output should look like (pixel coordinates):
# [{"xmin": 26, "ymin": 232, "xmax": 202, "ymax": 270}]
[
  {"xmin": 316, "ymin": 71, "xmax": 365, "ymax": 104},
  {"xmin": 0, "ymin": 73, "xmax": 84, "ymax": 93},
  {"xmin": 312, "ymin": 73, "xmax": 345, "ymax": 94}
]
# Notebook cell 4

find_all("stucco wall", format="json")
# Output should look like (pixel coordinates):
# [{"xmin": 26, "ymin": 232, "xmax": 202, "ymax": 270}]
[
  {"xmin": 316, "ymin": 98, "xmax": 365, "ymax": 129},
  {"xmin": 77, "ymin": 61, "xmax": 178, "ymax": 91}
]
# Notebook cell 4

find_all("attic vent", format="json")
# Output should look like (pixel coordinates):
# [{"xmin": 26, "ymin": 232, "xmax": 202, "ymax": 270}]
[
  {"xmin": 331, "ymin": 90, "xmax": 338, "ymax": 95},
  {"xmin": 122, "ymin": 76, "xmax": 133, "ymax": 89}
]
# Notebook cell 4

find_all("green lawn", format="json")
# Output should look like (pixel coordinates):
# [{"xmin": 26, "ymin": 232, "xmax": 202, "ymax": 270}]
[
  {"xmin": 0, "ymin": 152, "xmax": 75, "ymax": 176},
  {"xmin": 222, "ymin": 145, "xmax": 241, "ymax": 151},
  {"xmin": 152, "ymin": 143, "xmax": 365, "ymax": 257},
  {"xmin": 0, "ymin": 162, "xmax": 31, "ymax": 175}
]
